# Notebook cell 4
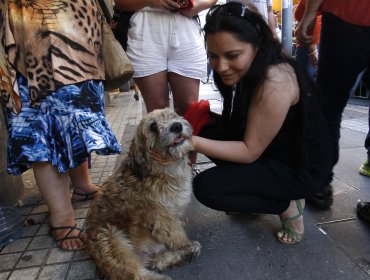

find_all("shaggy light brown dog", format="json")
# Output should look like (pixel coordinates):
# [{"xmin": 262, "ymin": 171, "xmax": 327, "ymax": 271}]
[{"xmin": 86, "ymin": 108, "xmax": 201, "ymax": 280}]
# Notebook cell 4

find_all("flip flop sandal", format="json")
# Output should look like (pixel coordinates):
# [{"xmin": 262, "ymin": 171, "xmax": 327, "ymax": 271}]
[
  {"xmin": 71, "ymin": 190, "xmax": 98, "ymax": 202},
  {"xmin": 49, "ymin": 224, "xmax": 86, "ymax": 251},
  {"xmin": 276, "ymin": 200, "xmax": 304, "ymax": 245},
  {"xmin": 357, "ymin": 200, "xmax": 370, "ymax": 224}
]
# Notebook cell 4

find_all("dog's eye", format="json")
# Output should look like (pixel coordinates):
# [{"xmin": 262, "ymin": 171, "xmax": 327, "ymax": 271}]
[{"xmin": 149, "ymin": 122, "xmax": 158, "ymax": 132}]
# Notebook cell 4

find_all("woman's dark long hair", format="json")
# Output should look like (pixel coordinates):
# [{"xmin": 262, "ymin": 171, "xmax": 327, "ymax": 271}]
[{"xmin": 204, "ymin": 4, "xmax": 303, "ymax": 131}]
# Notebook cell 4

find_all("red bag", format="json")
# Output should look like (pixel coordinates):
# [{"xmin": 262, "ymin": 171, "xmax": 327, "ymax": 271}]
[
  {"xmin": 173, "ymin": 0, "xmax": 194, "ymax": 10},
  {"xmin": 183, "ymin": 100, "xmax": 211, "ymax": 136}
]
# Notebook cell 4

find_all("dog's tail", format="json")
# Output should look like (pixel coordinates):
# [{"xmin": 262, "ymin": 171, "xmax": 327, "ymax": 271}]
[{"xmin": 87, "ymin": 224, "xmax": 156, "ymax": 280}]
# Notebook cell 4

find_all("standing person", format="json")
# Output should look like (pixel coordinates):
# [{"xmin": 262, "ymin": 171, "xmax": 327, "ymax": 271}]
[
  {"xmin": 250, "ymin": 0, "xmax": 277, "ymax": 38},
  {"xmin": 0, "ymin": 1, "xmax": 121, "ymax": 250},
  {"xmin": 110, "ymin": 7, "xmax": 140, "ymax": 101},
  {"xmin": 114, "ymin": 0, "xmax": 217, "ymax": 116},
  {"xmin": 226, "ymin": 0, "xmax": 277, "ymax": 38},
  {"xmin": 294, "ymin": 0, "xmax": 321, "ymax": 79},
  {"xmin": 189, "ymin": 2, "xmax": 332, "ymax": 244},
  {"xmin": 297, "ymin": 0, "xmax": 370, "ymax": 209}
]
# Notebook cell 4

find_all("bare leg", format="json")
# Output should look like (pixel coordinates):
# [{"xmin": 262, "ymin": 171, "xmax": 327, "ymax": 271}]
[
  {"xmin": 68, "ymin": 161, "xmax": 98, "ymax": 200},
  {"xmin": 135, "ymin": 71, "xmax": 169, "ymax": 113},
  {"xmin": 168, "ymin": 72, "xmax": 199, "ymax": 116},
  {"xmin": 168, "ymin": 72, "xmax": 200, "ymax": 164},
  {"xmin": 133, "ymin": 83, "xmax": 140, "ymax": 101},
  {"xmin": 33, "ymin": 162, "xmax": 86, "ymax": 250}
]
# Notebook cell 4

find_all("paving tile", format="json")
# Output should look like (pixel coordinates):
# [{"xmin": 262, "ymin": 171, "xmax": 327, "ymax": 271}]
[
  {"xmin": 75, "ymin": 219, "xmax": 86, "ymax": 229},
  {"xmin": 67, "ymin": 260, "xmax": 96, "ymax": 280},
  {"xmin": 46, "ymin": 248, "xmax": 74, "ymax": 264},
  {"xmin": 72, "ymin": 200, "xmax": 92, "ymax": 209},
  {"xmin": 92, "ymin": 160, "xmax": 106, "ymax": 166},
  {"xmin": 0, "ymin": 253, "xmax": 22, "ymax": 270},
  {"xmin": 104, "ymin": 161, "xmax": 116, "ymax": 167},
  {"xmin": 36, "ymin": 224, "xmax": 50, "ymax": 236},
  {"xmin": 8, "ymin": 267, "xmax": 39, "ymax": 280},
  {"xmin": 27, "ymin": 235, "xmax": 53, "ymax": 250},
  {"xmin": 98, "ymin": 177, "xmax": 108, "ymax": 184},
  {"xmin": 0, "ymin": 272, "xmax": 10, "ymax": 280},
  {"xmin": 30, "ymin": 205, "xmax": 49, "ymax": 215},
  {"xmin": 23, "ymin": 213, "xmax": 48, "ymax": 226},
  {"xmin": 90, "ymin": 167, "xmax": 104, "ymax": 173},
  {"xmin": 74, "ymin": 208, "xmax": 89, "ymax": 219},
  {"xmin": 73, "ymin": 250, "xmax": 91, "ymax": 261},
  {"xmin": 90, "ymin": 171, "xmax": 103, "ymax": 177},
  {"xmin": 1, "ymin": 237, "xmax": 32, "ymax": 253},
  {"xmin": 38, "ymin": 264, "xmax": 69, "ymax": 280},
  {"xmin": 19, "ymin": 206, "xmax": 33, "ymax": 216},
  {"xmin": 21, "ymin": 224, "xmax": 41, "ymax": 238},
  {"xmin": 107, "ymin": 155, "xmax": 117, "ymax": 161},
  {"xmin": 22, "ymin": 197, "xmax": 42, "ymax": 207},
  {"xmin": 102, "ymin": 171, "xmax": 112, "ymax": 177},
  {"xmin": 16, "ymin": 249, "xmax": 48, "ymax": 268},
  {"xmin": 91, "ymin": 178, "xmax": 100, "ymax": 185},
  {"xmin": 90, "ymin": 172, "xmax": 102, "ymax": 181}
]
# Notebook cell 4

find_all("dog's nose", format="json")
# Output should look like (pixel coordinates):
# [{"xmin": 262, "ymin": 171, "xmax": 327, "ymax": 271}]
[{"xmin": 170, "ymin": 122, "xmax": 183, "ymax": 133}]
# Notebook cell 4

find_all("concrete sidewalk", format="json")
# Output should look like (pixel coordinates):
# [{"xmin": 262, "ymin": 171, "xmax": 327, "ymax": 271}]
[{"xmin": 1, "ymin": 82, "xmax": 370, "ymax": 280}]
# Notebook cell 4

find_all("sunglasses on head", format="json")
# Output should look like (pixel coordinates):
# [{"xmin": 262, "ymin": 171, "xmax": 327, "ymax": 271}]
[
  {"xmin": 206, "ymin": 2, "xmax": 253, "ymax": 21},
  {"xmin": 206, "ymin": 2, "xmax": 261, "ymax": 34}
]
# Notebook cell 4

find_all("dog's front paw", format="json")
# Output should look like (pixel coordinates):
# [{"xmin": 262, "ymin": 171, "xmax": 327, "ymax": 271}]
[
  {"xmin": 183, "ymin": 240, "xmax": 201, "ymax": 262},
  {"xmin": 141, "ymin": 269, "xmax": 172, "ymax": 280},
  {"xmin": 191, "ymin": 240, "xmax": 201, "ymax": 255}
]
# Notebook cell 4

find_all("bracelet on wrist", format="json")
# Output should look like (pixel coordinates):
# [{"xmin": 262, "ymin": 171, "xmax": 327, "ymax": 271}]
[{"xmin": 308, "ymin": 49, "xmax": 318, "ymax": 56}]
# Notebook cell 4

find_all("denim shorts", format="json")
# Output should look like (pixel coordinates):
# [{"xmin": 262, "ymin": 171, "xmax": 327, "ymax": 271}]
[{"xmin": 6, "ymin": 75, "xmax": 121, "ymax": 175}]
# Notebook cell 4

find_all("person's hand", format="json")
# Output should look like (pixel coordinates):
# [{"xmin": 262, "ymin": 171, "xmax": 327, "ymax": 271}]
[
  {"xmin": 296, "ymin": 13, "xmax": 317, "ymax": 45},
  {"xmin": 148, "ymin": 0, "xmax": 180, "ymax": 11},
  {"xmin": 179, "ymin": 7, "xmax": 197, "ymax": 17},
  {"xmin": 183, "ymin": 100, "xmax": 211, "ymax": 136},
  {"xmin": 179, "ymin": 0, "xmax": 213, "ymax": 17}
]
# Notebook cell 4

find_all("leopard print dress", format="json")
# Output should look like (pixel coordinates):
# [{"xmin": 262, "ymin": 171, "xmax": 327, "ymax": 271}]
[
  {"xmin": 0, "ymin": 1, "xmax": 121, "ymax": 175},
  {"xmin": 1, "ymin": 0, "xmax": 105, "ymax": 112}
]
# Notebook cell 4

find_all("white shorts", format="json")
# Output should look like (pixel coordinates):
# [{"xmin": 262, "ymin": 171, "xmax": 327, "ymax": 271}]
[{"xmin": 126, "ymin": 8, "xmax": 207, "ymax": 79}]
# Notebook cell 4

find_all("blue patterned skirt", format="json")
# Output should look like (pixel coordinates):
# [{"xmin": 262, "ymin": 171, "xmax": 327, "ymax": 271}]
[{"xmin": 6, "ymin": 75, "xmax": 121, "ymax": 175}]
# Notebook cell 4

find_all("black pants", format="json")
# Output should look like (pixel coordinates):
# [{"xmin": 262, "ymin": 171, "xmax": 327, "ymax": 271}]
[
  {"xmin": 318, "ymin": 13, "xmax": 370, "ymax": 182},
  {"xmin": 193, "ymin": 124, "xmax": 321, "ymax": 215}
]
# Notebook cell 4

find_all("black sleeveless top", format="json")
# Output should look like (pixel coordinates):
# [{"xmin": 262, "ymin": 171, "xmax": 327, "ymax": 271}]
[
  {"xmin": 262, "ymin": 69, "xmax": 333, "ymax": 187},
  {"xmin": 262, "ymin": 102, "xmax": 303, "ymax": 169}
]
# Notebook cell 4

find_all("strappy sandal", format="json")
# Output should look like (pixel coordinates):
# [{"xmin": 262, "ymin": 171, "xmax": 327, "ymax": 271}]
[
  {"xmin": 49, "ymin": 224, "xmax": 86, "ymax": 251},
  {"xmin": 276, "ymin": 200, "xmax": 304, "ymax": 245},
  {"xmin": 71, "ymin": 190, "xmax": 98, "ymax": 202}
]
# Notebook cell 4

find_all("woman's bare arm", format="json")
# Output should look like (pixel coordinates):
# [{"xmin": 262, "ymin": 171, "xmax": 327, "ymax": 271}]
[{"xmin": 192, "ymin": 64, "xmax": 299, "ymax": 163}]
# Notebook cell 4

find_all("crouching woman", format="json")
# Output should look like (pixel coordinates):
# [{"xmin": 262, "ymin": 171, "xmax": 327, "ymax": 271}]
[{"xmin": 191, "ymin": 2, "xmax": 332, "ymax": 244}]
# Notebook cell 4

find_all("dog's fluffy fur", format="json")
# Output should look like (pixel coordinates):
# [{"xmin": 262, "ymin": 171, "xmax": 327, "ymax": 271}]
[{"xmin": 86, "ymin": 108, "xmax": 201, "ymax": 280}]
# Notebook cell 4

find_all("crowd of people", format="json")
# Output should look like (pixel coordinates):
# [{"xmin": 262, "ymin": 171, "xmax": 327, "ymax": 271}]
[{"xmin": 0, "ymin": 0, "xmax": 369, "ymax": 252}]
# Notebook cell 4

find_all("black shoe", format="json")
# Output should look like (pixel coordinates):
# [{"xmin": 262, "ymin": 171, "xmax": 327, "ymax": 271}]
[
  {"xmin": 357, "ymin": 200, "xmax": 370, "ymax": 224},
  {"xmin": 307, "ymin": 184, "xmax": 333, "ymax": 210},
  {"xmin": 134, "ymin": 92, "xmax": 139, "ymax": 101}
]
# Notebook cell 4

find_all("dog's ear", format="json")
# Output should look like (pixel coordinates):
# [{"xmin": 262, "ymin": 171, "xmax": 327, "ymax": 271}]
[{"xmin": 127, "ymin": 122, "xmax": 149, "ymax": 179}]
